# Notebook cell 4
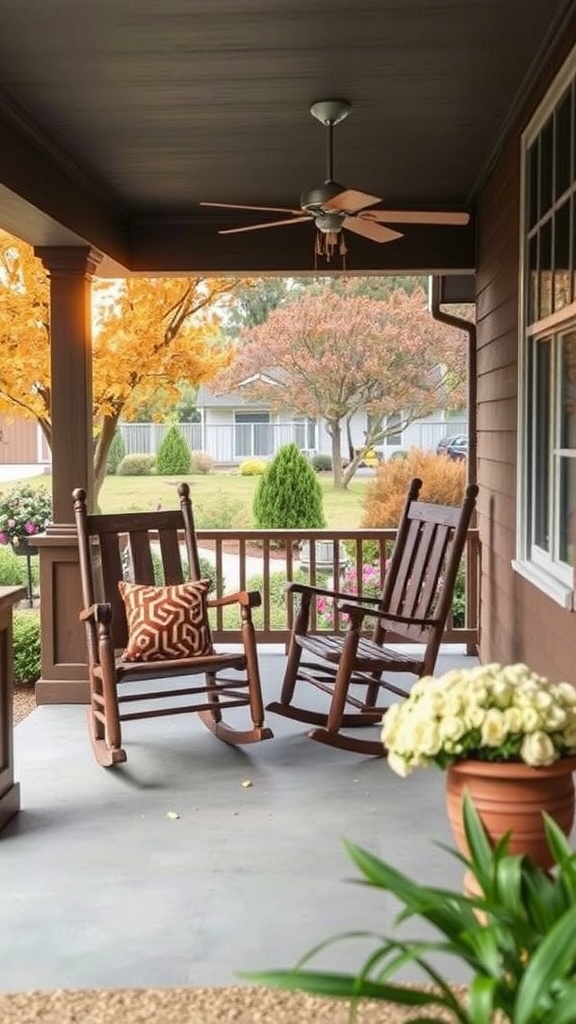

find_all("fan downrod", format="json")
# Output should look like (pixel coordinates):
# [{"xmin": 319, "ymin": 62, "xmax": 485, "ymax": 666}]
[{"xmin": 309, "ymin": 99, "xmax": 351, "ymax": 126}]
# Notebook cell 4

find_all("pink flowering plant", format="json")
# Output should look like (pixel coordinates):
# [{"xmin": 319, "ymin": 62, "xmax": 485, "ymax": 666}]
[
  {"xmin": 315, "ymin": 562, "xmax": 383, "ymax": 628},
  {"xmin": 0, "ymin": 482, "xmax": 52, "ymax": 547},
  {"xmin": 383, "ymin": 661, "xmax": 576, "ymax": 777}
]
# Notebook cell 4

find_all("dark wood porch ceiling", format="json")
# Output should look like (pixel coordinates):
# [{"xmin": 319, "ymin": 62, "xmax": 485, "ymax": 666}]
[{"xmin": 0, "ymin": 0, "xmax": 574, "ymax": 275}]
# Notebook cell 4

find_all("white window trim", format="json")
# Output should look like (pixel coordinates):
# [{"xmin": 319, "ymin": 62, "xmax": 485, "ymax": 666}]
[{"xmin": 516, "ymin": 42, "xmax": 576, "ymax": 601}]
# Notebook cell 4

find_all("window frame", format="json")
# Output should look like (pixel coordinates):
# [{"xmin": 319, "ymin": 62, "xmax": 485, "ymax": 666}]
[{"xmin": 516, "ymin": 45, "xmax": 576, "ymax": 608}]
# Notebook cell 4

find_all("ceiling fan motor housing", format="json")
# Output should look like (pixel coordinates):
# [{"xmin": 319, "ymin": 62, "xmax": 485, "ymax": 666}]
[{"xmin": 300, "ymin": 180, "xmax": 346, "ymax": 213}]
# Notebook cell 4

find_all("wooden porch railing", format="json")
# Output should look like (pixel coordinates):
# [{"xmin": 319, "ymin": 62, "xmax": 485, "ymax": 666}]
[{"xmin": 194, "ymin": 527, "xmax": 480, "ymax": 650}]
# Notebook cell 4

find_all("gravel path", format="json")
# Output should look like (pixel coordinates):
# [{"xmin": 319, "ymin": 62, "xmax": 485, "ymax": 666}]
[{"xmin": 13, "ymin": 684, "xmax": 36, "ymax": 725}]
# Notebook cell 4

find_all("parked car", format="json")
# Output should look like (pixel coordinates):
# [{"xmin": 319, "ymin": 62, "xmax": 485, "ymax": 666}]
[{"xmin": 437, "ymin": 434, "xmax": 468, "ymax": 461}]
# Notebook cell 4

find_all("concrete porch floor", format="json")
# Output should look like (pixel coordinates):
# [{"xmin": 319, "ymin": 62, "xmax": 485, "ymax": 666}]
[{"xmin": 1, "ymin": 649, "xmax": 483, "ymax": 994}]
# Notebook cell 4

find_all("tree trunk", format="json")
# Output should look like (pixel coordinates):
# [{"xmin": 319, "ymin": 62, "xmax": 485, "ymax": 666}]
[
  {"xmin": 93, "ymin": 414, "xmax": 120, "ymax": 506},
  {"xmin": 327, "ymin": 421, "xmax": 345, "ymax": 489}
]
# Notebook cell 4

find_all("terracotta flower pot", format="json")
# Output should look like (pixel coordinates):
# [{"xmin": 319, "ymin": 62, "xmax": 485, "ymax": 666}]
[{"xmin": 445, "ymin": 756, "xmax": 576, "ymax": 872}]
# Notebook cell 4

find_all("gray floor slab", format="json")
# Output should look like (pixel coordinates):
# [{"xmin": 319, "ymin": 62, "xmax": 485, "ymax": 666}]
[{"xmin": 2, "ymin": 649, "xmax": 480, "ymax": 992}]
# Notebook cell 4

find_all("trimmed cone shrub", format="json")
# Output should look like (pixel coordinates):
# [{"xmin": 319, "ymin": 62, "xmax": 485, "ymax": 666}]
[
  {"xmin": 156, "ymin": 425, "xmax": 191, "ymax": 475},
  {"xmin": 253, "ymin": 443, "xmax": 326, "ymax": 529},
  {"xmin": 106, "ymin": 429, "xmax": 126, "ymax": 475}
]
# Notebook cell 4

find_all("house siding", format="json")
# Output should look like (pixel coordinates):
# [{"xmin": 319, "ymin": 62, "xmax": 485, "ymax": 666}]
[{"xmin": 476, "ymin": 16, "xmax": 576, "ymax": 681}]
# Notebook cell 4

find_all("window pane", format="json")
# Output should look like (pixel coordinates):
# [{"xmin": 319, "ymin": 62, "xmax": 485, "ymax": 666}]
[
  {"xmin": 533, "ymin": 339, "xmax": 551, "ymax": 551},
  {"xmin": 528, "ymin": 234, "xmax": 538, "ymax": 324},
  {"xmin": 540, "ymin": 117, "xmax": 554, "ymax": 215},
  {"xmin": 539, "ymin": 219, "xmax": 553, "ymax": 319},
  {"xmin": 554, "ymin": 200, "xmax": 571, "ymax": 311},
  {"xmin": 558, "ymin": 457, "xmax": 576, "ymax": 565},
  {"xmin": 560, "ymin": 330, "xmax": 576, "ymax": 448},
  {"xmin": 555, "ymin": 88, "xmax": 572, "ymax": 198}
]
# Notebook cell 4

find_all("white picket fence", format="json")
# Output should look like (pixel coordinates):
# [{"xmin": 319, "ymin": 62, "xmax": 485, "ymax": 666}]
[{"xmin": 118, "ymin": 419, "xmax": 467, "ymax": 465}]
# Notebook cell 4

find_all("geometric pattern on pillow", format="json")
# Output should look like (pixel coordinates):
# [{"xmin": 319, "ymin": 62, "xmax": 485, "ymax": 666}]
[{"xmin": 118, "ymin": 580, "xmax": 214, "ymax": 662}]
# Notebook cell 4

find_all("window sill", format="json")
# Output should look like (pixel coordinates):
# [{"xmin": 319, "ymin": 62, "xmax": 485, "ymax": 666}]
[{"xmin": 512, "ymin": 560, "xmax": 574, "ymax": 610}]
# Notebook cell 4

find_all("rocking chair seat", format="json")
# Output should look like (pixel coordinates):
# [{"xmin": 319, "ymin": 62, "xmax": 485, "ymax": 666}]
[{"xmin": 295, "ymin": 633, "xmax": 427, "ymax": 675}]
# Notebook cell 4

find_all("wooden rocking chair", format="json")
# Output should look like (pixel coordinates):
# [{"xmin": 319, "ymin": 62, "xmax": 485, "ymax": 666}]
[
  {"xmin": 267, "ymin": 477, "xmax": 478, "ymax": 755},
  {"xmin": 73, "ymin": 483, "xmax": 273, "ymax": 766}
]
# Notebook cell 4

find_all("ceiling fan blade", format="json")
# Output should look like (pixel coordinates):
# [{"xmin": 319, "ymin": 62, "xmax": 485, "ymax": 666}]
[
  {"xmin": 201, "ymin": 201, "xmax": 303, "ymax": 215},
  {"xmin": 323, "ymin": 188, "xmax": 382, "ymax": 213},
  {"xmin": 343, "ymin": 217, "xmax": 403, "ymax": 243},
  {"xmin": 359, "ymin": 210, "xmax": 470, "ymax": 226},
  {"xmin": 219, "ymin": 216, "xmax": 312, "ymax": 235}
]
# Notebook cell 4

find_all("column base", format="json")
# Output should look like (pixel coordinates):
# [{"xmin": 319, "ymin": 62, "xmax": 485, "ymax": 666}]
[
  {"xmin": 0, "ymin": 782, "xmax": 20, "ymax": 832},
  {"xmin": 35, "ymin": 679, "xmax": 90, "ymax": 704}
]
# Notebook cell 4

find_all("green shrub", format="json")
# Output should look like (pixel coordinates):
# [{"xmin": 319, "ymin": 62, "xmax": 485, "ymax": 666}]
[
  {"xmin": 189, "ymin": 450, "xmax": 214, "ymax": 475},
  {"xmin": 253, "ymin": 443, "xmax": 326, "ymax": 529},
  {"xmin": 238, "ymin": 458, "xmax": 267, "ymax": 476},
  {"xmin": 311, "ymin": 453, "xmax": 332, "ymax": 472},
  {"xmin": 106, "ymin": 430, "xmax": 126, "ymax": 475},
  {"xmin": 155, "ymin": 425, "xmax": 191, "ymax": 475},
  {"xmin": 117, "ymin": 453, "xmax": 156, "ymax": 476},
  {"xmin": 13, "ymin": 611, "xmax": 41, "ymax": 684},
  {"xmin": 193, "ymin": 496, "xmax": 249, "ymax": 530},
  {"xmin": 0, "ymin": 545, "xmax": 30, "ymax": 587}
]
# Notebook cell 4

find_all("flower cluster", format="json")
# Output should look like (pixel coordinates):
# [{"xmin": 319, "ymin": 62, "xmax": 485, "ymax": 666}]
[
  {"xmin": 383, "ymin": 662, "xmax": 576, "ymax": 776},
  {"xmin": 0, "ymin": 482, "xmax": 52, "ymax": 547},
  {"xmin": 315, "ymin": 562, "xmax": 383, "ymax": 628}
]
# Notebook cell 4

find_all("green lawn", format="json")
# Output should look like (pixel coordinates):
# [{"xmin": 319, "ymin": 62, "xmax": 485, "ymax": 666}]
[{"xmin": 7, "ymin": 471, "xmax": 371, "ymax": 529}]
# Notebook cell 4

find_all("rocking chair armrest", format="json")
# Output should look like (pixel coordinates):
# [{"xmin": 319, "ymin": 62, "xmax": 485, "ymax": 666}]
[
  {"xmin": 285, "ymin": 581, "xmax": 354, "ymax": 601},
  {"xmin": 338, "ymin": 601, "xmax": 439, "ymax": 629},
  {"xmin": 208, "ymin": 589, "xmax": 262, "ymax": 609},
  {"xmin": 79, "ymin": 602, "xmax": 113, "ymax": 626}
]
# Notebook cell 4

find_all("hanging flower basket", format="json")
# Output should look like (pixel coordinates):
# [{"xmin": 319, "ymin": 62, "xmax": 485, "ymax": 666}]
[{"xmin": 0, "ymin": 483, "xmax": 52, "ymax": 550}]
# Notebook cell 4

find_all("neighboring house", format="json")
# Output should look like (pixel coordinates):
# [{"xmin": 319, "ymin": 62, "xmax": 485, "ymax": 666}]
[
  {"xmin": 0, "ymin": 416, "xmax": 51, "ymax": 469},
  {"xmin": 118, "ymin": 386, "xmax": 466, "ymax": 465}
]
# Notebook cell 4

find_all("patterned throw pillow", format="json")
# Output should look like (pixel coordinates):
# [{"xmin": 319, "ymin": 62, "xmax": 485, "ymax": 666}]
[{"xmin": 118, "ymin": 580, "xmax": 214, "ymax": 662}]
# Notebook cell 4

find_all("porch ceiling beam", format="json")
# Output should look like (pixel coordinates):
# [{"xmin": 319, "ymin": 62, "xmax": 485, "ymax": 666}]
[
  {"xmin": 0, "ymin": 111, "xmax": 128, "ymax": 265},
  {"xmin": 126, "ymin": 218, "xmax": 476, "ymax": 276}
]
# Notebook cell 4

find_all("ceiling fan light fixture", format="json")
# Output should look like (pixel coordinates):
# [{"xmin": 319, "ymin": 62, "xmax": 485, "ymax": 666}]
[{"xmin": 315, "ymin": 212, "xmax": 345, "ymax": 234}]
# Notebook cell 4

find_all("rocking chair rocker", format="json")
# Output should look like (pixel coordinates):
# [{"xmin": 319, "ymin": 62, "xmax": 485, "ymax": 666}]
[
  {"xmin": 73, "ymin": 483, "xmax": 273, "ymax": 766},
  {"xmin": 267, "ymin": 477, "xmax": 478, "ymax": 755}
]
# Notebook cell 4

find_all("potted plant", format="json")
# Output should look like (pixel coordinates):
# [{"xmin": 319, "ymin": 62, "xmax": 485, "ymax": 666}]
[
  {"xmin": 382, "ymin": 662, "xmax": 576, "ymax": 872},
  {"xmin": 244, "ymin": 795, "xmax": 576, "ymax": 1023},
  {"xmin": 0, "ymin": 482, "xmax": 52, "ymax": 553}
]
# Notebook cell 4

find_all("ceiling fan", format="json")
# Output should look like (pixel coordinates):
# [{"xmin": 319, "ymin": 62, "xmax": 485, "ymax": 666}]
[{"xmin": 200, "ymin": 99, "xmax": 470, "ymax": 262}]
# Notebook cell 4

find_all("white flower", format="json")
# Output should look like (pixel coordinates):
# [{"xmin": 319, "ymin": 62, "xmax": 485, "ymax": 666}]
[
  {"xmin": 384, "ymin": 661, "xmax": 576, "ymax": 775},
  {"xmin": 480, "ymin": 708, "xmax": 507, "ymax": 747},
  {"xmin": 520, "ymin": 731, "xmax": 557, "ymax": 767}
]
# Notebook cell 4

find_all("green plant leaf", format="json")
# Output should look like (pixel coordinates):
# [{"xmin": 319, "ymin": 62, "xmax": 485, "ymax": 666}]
[
  {"xmin": 466, "ymin": 976, "xmax": 497, "ymax": 1024},
  {"xmin": 514, "ymin": 903, "xmax": 576, "ymax": 1024},
  {"xmin": 239, "ymin": 968, "xmax": 449, "ymax": 1004}
]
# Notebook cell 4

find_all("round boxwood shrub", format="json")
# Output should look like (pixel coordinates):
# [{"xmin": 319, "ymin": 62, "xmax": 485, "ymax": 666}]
[
  {"xmin": 238, "ymin": 458, "xmax": 267, "ymax": 476},
  {"xmin": 117, "ymin": 453, "xmax": 156, "ymax": 475},
  {"xmin": 13, "ymin": 610, "xmax": 41, "ymax": 684},
  {"xmin": 156, "ymin": 425, "xmax": 191, "ymax": 475},
  {"xmin": 253, "ymin": 442, "xmax": 326, "ymax": 529},
  {"xmin": 311, "ymin": 453, "xmax": 332, "ymax": 472},
  {"xmin": 106, "ymin": 429, "xmax": 126, "ymax": 475},
  {"xmin": 190, "ymin": 450, "xmax": 214, "ymax": 475}
]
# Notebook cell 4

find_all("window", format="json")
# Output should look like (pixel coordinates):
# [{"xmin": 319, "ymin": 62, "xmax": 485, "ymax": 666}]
[
  {"xmin": 517, "ymin": 48, "xmax": 576, "ymax": 606},
  {"xmin": 384, "ymin": 413, "xmax": 403, "ymax": 447},
  {"xmin": 234, "ymin": 412, "xmax": 272, "ymax": 458}
]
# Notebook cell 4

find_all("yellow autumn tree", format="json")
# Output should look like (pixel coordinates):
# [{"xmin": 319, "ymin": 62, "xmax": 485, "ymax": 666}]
[{"xmin": 0, "ymin": 230, "xmax": 243, "ymax": 497}]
